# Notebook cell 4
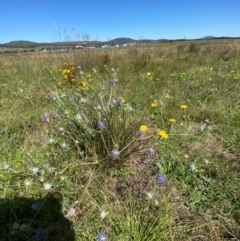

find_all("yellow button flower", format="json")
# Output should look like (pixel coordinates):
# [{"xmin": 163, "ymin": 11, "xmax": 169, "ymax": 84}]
[
  {"xmin": 151, "ymin": 100, "xmax": 158, "ymax": 108},
  {"xmin": 139, "ymin": 125, "xmax": 148, "ymax": 132},
  {"xmin": 157, "ymin": 130, "xmax": 169, "ymax": 139},
  {"xmin": 180, "ymin": 104, "xmax": 188, "ymax": 110},
  {"xmin": 169, "ymin": 118, "xmax": 176, "ymax": 123}
]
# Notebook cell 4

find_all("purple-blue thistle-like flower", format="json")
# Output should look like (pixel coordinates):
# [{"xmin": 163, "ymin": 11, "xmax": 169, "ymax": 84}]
[
  {"xmin": 137, "ymin": 130, "xmax": 145, "ymax": 137},
  {"xmin": 96, "ymin": 230, "xmax": 107, "ymax": 241},
  {"xmin": 41, "ymin": 113, "xmax": 49, "ymax": 123},
  {"xmin": 107, "ymin": 79, "xmax": 116, "ymax": 87},
  {"xmin": 156, "ymin": 173, "xmax": 167, "ymax": 184},
  {"xmin": 146, "ymin": 148, "xmax": 155, "ymax": 158},
  {"xmin": 31, "ymin": 200, "xmax": 43, "ymax": 211},
  {"xmin": 97, "ymin": 121, "xmax": 106, "ymax": 131},
  {"xmin": 110, "ymin": 148, "xmax": 120, "ymax": 160},
  {"xmin": 33, "ymin": 230, "xmax": 45, "ymax": 241}
]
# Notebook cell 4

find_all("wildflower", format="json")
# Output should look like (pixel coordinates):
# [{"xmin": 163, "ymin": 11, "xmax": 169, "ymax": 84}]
[
  {"xmin": 165, "ymin": 94, "xmax": 170, "ymax": 99},
  {"xmin": 96, "ymin": 230, "xmax": 107, "ymax": 241},
  {"xmin": 146, "ymin": 148, "xmax": 155, "ymax": 158},
  {"xmin": 100, "ymin": 210, "xmax": 108, "ymax": 220},
  {"xmin": 31, "ymin": 200, "xmax": 43, "ymax": 211},
  {"xmin": 198, "ymin": 123, "xmax": 207, "ymax": 132},
  {"xmin": 180, "ymin": 72, "xmax": 186, "ymax": 78},
  {"xmin": 116, "ymin": 98, "xmax": 125, "ymax": 106},
  {"xmin": 189, "ymin": 163, "xmax": 196, "ymax": 172},
  {"xmin": 43, "ymin": 182, "xmax": 53, "ymax": 191},
  {"xmin": 78, "ymin": 81, "xmax": 89, "ymax": 90},
  {"xmin": 12, "ymin": 222, "xmax": 20, "ymax": 231},
  {"xmin": 41, "ymin": 113, "xmax": 49, "ymax": 123},
  {"xmin": 75, "ymin": 113, "xmax": 82, "ymax": 122},
  {"xmin": 157, "ymin": 130, "xmax": 169, "ymax": 139},
  {"xmin": 33, "ymin": 230, "xmax": 45, "ymax": 241},
  {"xmin": 58, "ymin": 127, "xmax": 65, "ymax": 132},
  {"xmin": 137, "ymin": 130, "xmax": 145, "ymax": 137},
  {"xmin": 146, "ymin": 72, "xmax": 152, "ymax": 78},
  {"xmin": 107, "ymin": 79, "xmax": 116, "ymax": 87},
  {"xmin": 3, "ymin": 163, "xmax": 11, "ymax": 170},
  {"xmin": 180, "ymin": 104, "xmax": 188, "ymax": 110},
  {"xmin": 169, "ymin": 118, "xmax": 176, "ymax": 124},
  {"xmin": 124, "ymin": 103, "xmax": 133, "ymax": 112},
  {"xmin": 151, "ymin": 100, "xmax": 158, "ymax": 107},
  {"xmin": 110, "ymin": 148, "xmax": 120, "ymax": 160},
  {"xmin": 19, "ymin": 223, "xmax": 29, "ymax": 231},
  {"xmin": 61, "ymin": 141, "xmax": 68, "ymax": 149},
  {"xmin": 29, "ymin": 167, "xmax": 40, "ymax": 176},
  {"xmin": 97, "ymin": 121, "xmax": 106, "ymax": 131},
  {"xmin": 139, "ymin": 125, "xmax": 148, "ymax": 132},
  {"xmin": 156, "ymin": 173, "xmax": 167, "ymax": 183},
  {"xmin": 45, "ymin": 163, "xmax": 56, "ymax": 174},
  {"xmin": 80, "ymin": 97, "xmax": 88, "ymax": 103},
  {"xmin": 146, "ymin": 191, "xmax": 154, "ymax": 200},
  {"xmin": 24, "ymin": 179, "xmax": 33, "ymax": 187},
  {"xmin": 65, "ymin": 207, "xmax": 76, "ymax": 218},
  {"xmin": 48, "ymin": 137, "xmax": 55, "ymax": 144}
]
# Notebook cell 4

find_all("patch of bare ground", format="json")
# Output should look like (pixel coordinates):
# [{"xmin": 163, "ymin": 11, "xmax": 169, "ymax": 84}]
[{"xmin": 180, "ymin": 122, "xmax": 239, "ymax": 162}]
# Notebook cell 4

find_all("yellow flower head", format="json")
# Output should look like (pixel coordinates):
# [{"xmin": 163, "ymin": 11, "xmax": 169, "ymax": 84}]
[
  {"xmin": 78, "ymin": 81, "xmax": 89, "ymax": 90},
  {"xmin": 165, "ymin": 94, "xmax": 170, "ymax": 99},
  {"xmin": 157, "ymin": 130, "xmax": 169, "ymax": 139},
  {"xmin": 86, "ymin": 73, "xmax": 92, "ymax": 79},
  {"xmin": 180, "ymin": 104, "xmax": 188, "ymax": 110},
  {"xmin": 121, "ymin": 98, "xmax": 126, "ymax": 104},
  {"xmin": 146, "ymin": 72, "xmax": 152, "ymax": 77},
  {"xmin": 169, "ymin": 118, "xmax": 176, "ymax": 123},
  {"xmin": 139, "ymin": 125, "xmax": 148, "ymax": 132},
  {"xmin": 151, "ymin": 100, "xmax": 158, "ymax": 108},
  {"xmin": 180, "ymin": 72, "xmax": 186, "ymax": 78}
]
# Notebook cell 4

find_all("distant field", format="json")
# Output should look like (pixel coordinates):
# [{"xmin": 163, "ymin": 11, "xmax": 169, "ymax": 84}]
[{"xmin": 0, "ymin": 39, "xmax": 240, "ymax": 241}]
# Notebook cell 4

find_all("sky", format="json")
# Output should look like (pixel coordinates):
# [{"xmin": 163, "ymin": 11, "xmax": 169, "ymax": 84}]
[{"xmin": 1, "ymin": 0, "xmax": 240, "ymax": 44}]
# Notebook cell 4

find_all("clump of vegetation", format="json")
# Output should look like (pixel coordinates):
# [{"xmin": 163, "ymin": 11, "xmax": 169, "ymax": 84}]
[{"xmin": 0, "ymin": 40, "xmax": 240, "ymax": 240}]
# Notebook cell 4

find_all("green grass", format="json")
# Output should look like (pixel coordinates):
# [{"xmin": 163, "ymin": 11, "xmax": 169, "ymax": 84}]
[{"xmin": 0, "ymin": 40, "xmax": 240, "ymax": 240}]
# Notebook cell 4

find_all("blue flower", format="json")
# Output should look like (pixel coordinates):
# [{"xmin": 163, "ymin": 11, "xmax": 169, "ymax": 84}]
[
  {"xmin": 31, "ymin": 200, "xmax": 43, "ymax": 211},
  {"xmin": 110, "ymin": 148, "xmax": 120, "ymax": 160},
  {"xmin": 137, "ymin": 130, "xmax": 145, "ymax": 137},
  {"xmin": 96, "ymin": 230, "xmax": 107, "ymax": 241},
  {"xmin": 97, "ymin": 121, "xmax": 106, "ymax": 131},
  {"xmin": 156, "ymin": 173, "xmax": 167, "ymax": 184},
  {"xmin": 146, "ymin": 148, "xmax": 155, "ymax": 158},
  {"xmin": 41, "ymin": 113, "xmax": 49, "ymax": 123},
  {"xmin": 107, "ymin": 79, "xmax": 116, "ymax": 87},
  {"xmin": 33, "ymin": 230, "xmax": 45, "ymax": 241}
]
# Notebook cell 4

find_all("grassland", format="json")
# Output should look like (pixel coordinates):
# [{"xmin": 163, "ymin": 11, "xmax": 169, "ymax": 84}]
[{"xmin": 0, "ymin": 39, "xmax": 240, "ymax": 241}]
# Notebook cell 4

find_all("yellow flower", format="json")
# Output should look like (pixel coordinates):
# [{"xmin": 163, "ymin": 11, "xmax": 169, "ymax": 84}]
[
  {"xmin": 180, "ymin": 72, "xmax": 186, "ymax": 78},
  {"xmin": 151, "ymin": 100, "xmax": 158, "ymax": 108},
  {"xmin": 169, "ymin": 118, "xmax": 176, "ymax": 123},
  {"xmin": 121, "ymin": 98, "xmax": 126, "ymax": 104},
  {"xmin": 139, "ymin": 125, "xmax": 148, "ymax": 132},
  {"xmin": 165, "ymin": 94, "xmax": 170, "ymax": 99},
  {"xmin": 180, "ymin": 104, "xmax": 188, "ymax": 110},
  {"xmin": 146, "ymin": 72, "xmax": 152, "ymax": 77},
  {"xmin": 157, "ymin": 130, "xmax": 169, "ymax": 139},
  {"xmin": 78, "ymin": 81, "xmax": 89, "ymax": 90},
  {"xmin": 86, "ymin": 73, "xmax": 92, "ymax": 79}
]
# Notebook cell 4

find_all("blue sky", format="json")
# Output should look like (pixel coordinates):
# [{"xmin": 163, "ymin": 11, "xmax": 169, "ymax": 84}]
[{"xmin": 1, "ymin": 0, "xmax": 240, "ymax": 43}]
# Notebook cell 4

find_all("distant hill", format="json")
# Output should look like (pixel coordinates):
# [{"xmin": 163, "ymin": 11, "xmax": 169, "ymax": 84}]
[{"xmin": 0, "ymin": 36, "xmax": 240, "ymax": 49}]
